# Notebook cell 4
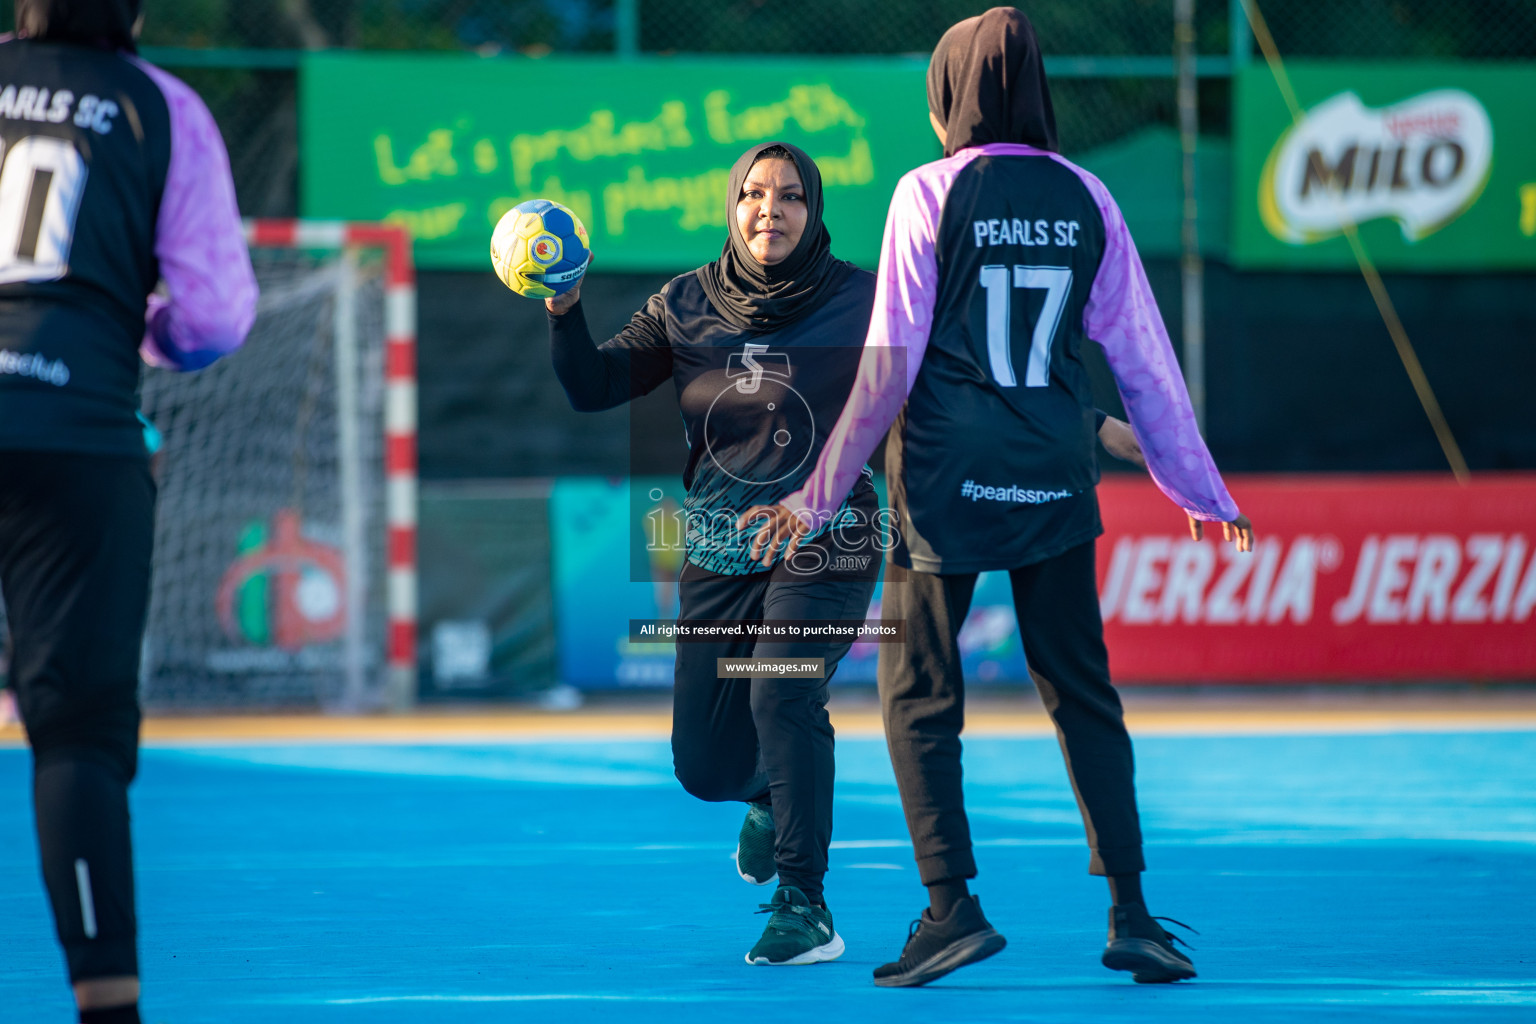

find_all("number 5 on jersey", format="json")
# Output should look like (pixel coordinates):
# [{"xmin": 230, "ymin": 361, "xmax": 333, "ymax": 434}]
[
  {"xmin": 0, "ymin": 136, "xmax": 89, "ymax": 285},
  {"xmin": 980, "ymin": 264, "xmax": 1072, "ymax": 388}
]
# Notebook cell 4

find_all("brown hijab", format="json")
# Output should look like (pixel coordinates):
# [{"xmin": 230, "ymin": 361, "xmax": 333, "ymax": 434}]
[{"xmin": 927, "ymin": 7, "xmax": 1058, "ymax": 157}]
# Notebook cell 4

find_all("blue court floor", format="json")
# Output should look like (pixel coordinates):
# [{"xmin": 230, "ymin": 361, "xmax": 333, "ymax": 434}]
[{"xmin": 2, "ymin": 729, "xmax": 1532, "ymax": 1022}]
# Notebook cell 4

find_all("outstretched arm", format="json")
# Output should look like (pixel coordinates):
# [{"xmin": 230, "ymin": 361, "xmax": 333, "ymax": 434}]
[
  {"xmin": 742, "ymin": 171, "xmax": 941, "ymax": 564},
  {"xmin": 547, "ymin": 281, "xmax": 673, "ymax": 412},
  {"xmin": 1081, "ymin": 177, "xmax": 1252, "ymax": 551}
]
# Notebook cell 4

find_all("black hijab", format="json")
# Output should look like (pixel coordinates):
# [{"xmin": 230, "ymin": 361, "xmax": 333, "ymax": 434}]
[
  {"xmin": 697, "ymin": 141, "xmax": 854, "ymax": 333},
  {"xmin": 16, "ymin": 0, "xmax": 142, "ymax": 52},
  {"xmin": 927, "ymin": 7, "xmax": 1057, "ymax": 157}
]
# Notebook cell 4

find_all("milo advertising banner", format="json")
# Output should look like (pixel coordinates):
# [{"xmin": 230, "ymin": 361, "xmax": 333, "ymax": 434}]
[
  {"xmin": 301, "ymin": 53, "xmax": 936, "ymax": 270},
  {"xmin": 1233, "ymin": 63, "xmax": 1536, "ymax": 270}
]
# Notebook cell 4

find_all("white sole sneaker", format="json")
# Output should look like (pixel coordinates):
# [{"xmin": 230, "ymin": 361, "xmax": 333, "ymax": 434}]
[
  {"xmin": 733, "ymin": 849, "xmax": 777, "ymax": 887},
  {"xmin": 746, "ymin": 931, "xmax": 845, "ymax": 966}
]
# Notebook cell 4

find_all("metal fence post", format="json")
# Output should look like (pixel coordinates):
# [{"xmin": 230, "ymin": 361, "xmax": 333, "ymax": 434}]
[
  {"xmin": 616, "ymin": 0, "xmax": 639, "ymax": 58},
  {"xmin": 1230, "ymin": 0, "xmax": 1253, "ymax": 68},
  {"xmin": 1177, "ymin": 0, "xmax": 1205, "ymax": 431}
]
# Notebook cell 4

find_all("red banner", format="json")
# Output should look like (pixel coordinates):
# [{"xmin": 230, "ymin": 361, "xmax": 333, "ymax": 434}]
[{"xmin": 1096, "ymin": 474, "xmax": 1536, "ymax": 682}]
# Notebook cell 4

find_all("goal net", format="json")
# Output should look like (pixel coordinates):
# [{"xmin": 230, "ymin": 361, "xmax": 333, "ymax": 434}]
[{"xmin": 137, "ymin": 221, "xmax": 417, "ymax": 712}]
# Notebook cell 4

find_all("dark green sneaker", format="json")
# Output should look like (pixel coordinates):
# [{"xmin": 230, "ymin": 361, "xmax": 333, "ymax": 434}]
[
  {"xmin": 1100, "ymin": 903, "xmax": 1198, "ymax": 983},
  {"xmin": 746, "ymin": 886, "xmax": 844, "ymax": 966},
  {"xmin": 735, "ymin": 801, "xmax": 777, "ymax": 886}
]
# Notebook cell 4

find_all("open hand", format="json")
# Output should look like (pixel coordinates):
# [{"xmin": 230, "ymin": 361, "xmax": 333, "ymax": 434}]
[
  {"xmin": 1188, "ymin": 513, "xmax": 1254, "ymax": 552},
  {"xmin": 736, "ymin": 504, "xmax": 814, "ymax": 568},
  {"xmin": 1098, "ymin": 415, "xmax": 1145, "ymax": 469}
]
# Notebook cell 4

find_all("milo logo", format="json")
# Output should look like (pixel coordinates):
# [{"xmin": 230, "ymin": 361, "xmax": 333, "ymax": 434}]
[{"xmin": 1260, "ymin": 89, "xmax": 1493, "ymax": 244}]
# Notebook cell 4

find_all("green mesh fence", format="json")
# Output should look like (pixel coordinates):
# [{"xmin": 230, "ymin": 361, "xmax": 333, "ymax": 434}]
[
  {"xmin": 137, "ymin": 1, "xmax": 618, "ymax": 52},
  {"xmin": 83, "ymin": 1, "xmax": 1533, "ymax": 57},
  {"xmin": 0, "ymin": 2, "xmax": 1529, "ymax": 215},
  {"xmin": 638, "ymin": 0, "xmax": 1205, "ymax": 56},
  {"xmin": 1263, "ymin": 0, "xmax": 1536, "ymax": 59}
]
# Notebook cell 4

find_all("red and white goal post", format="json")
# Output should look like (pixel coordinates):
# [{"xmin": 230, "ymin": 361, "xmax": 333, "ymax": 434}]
[{"xmin": 138, "ymin": 220, "xmax": 417, "ymax": 712}]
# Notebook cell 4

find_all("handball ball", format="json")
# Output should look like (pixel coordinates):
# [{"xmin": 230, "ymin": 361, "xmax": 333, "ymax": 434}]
[{"xmin": 491, "ymin": 199, "xmax": 591, "ymax": 298}]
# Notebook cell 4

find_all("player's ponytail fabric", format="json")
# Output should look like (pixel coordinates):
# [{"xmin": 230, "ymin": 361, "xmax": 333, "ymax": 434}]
[
  {"xmin": 697, "ymin": 140, "xmax": 855, "ymax": 332},
  {"xmin": 927, "ymin": 6, "xmax": 1057, "ymax": 156},
  {"xmin": 16, "ymin": 0, "xmax": 142, "ymax": 53}
]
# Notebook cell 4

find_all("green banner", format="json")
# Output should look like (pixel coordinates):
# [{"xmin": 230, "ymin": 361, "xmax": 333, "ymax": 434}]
[
  {"xmin": 1233, "ymin": 62, "xmax": 1536, "ymax": 270},
  {"xmin": 300, "ymin": 53, "xmax": 938, "ymax": 271}
]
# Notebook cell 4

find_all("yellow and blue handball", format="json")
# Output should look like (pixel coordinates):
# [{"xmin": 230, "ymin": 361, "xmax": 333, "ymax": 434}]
[{"xmin": 490, "ymin": 199, "xmax": 592, "ymax": 298}]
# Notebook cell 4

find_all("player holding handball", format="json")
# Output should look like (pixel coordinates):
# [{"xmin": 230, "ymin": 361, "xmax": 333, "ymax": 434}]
[
  {"xmin": 543, "ymin": 142, "xmax": 885, "ymax": 967},
  {"xmin": 744, "ymin": 6, "xmax": 1254, "ymax": 988},
  {"xmin": 0, "ymin": 2, "xmax": 256, "ymax": 1020}
]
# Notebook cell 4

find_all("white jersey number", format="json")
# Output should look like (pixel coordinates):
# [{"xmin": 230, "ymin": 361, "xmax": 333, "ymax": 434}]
[
  {"xmin": 0, "ymin": 136, "xmax": 89, "ymax": 285},
  {"xmin": 979, "ymin": 264, "xmax": 1072, "ymax": 388}
]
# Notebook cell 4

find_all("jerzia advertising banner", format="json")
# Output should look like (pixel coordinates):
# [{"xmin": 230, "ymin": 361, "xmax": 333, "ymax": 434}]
[
  {"xmin": 300, "ymin": 53, "xmax": 935, "ymax": 270},
  {"xmin": 1098, "ymin": 476, "xmax": 1536, "ymax": 682},
  {"xmin": 551, "ymin": 475, "xmax": 1536, "ymax": 688},
  {"xmin": 1233, "ymin": 63, "xmax": 1536, "ymax": 270}
]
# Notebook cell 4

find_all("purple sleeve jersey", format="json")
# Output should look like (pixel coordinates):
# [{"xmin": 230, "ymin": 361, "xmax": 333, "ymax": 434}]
[
  {"xmin": 786, "ymin": 142, "xmax": 1238, "ymax": 573},
  {"xmin": 780, "ymin": 167, "xmax": 940, "ymax": 526},
  {"xmin": 0, "ymin": 39, "xmax": 255, "ymax": 455},
  {"xmin": 132, "ymin": 58, "xmax": 256, "ymax": 372},
  {"xmin": 1075, "ymin": 166, "xmax": 1238, "ymax": 523}
]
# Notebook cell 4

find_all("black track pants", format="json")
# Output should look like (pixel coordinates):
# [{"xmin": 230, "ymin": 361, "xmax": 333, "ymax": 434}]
[
  {"xmin": 0, "ymin": 451, "xmax": 152, "ymax": 982},
  {"xmin": 878, "ymin": 540, "xmax": 1144, "ymax": 884},
  {"xmin": 672, "ymin": 566, "xmax": 876, "ymax": 901}
]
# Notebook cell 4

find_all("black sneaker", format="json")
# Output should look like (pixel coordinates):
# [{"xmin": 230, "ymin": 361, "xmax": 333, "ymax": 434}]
[
  {"xmin": 1100, "ymin": 902, "xmax": 1198, "ymax": 983},
  {"xmin": 873, "ymin": 895, "xmax": 1007, "ymax": 988},
  {"xmin": 735, "ymin": 802, "xmax": 776, "ymax": 886}
]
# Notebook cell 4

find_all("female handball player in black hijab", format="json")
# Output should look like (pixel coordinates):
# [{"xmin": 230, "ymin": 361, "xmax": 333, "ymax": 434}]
[
  {"xmin": 546, "ymin": 141, "xmax": 880, "ymax": 967},
  {"xmin": 743, "ymin": 7, "xmax": 1254, "ymax": 988}
]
